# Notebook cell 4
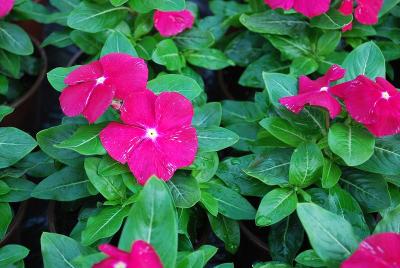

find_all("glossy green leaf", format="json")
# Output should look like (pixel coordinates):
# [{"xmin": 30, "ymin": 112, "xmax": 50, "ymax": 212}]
[
  {"xmin": 147, "ymin": 74, "xmax": 202, "ymax": 100},
  {"xmin": 197, "ymin": 127, "xmax": 239, "ymax": 152},
  {"xmin": 0, "ymin": 22, "xmax": 33, "ymax": 56},
  {"xmin": 167, "ymin": 173, "xmax": 201, "ymax": 208}
]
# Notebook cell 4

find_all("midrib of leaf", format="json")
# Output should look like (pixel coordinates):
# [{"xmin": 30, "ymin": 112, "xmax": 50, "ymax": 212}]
[
  {"xmin": 74, "ymin": 7, "xmax": 127, "ymax": 24},
  {"xmin": 34, "ymin": 180, "xmax": 89, "ymax": 194},
  {"xmin": 87, "ymin": 207, "xmax": 125, "ymax": 240},
  {"xmin": 340, "ymin": 178, "xmax": 381, "ymax": 202},
  {"xmin": 254, "ymin": 162, "xmax": 290, "ymax": 174},
  {"xmin": 47, "ymin": 237, "xmax": 76, "ymax": 268},
  {"xmin": 269, "ymin": 190, "xmax": 293, "ymax": 215},
  {"xmin": 0, "ymin": 28, "xmax": 25, "ymax": 51},
  {"xmin": 168, "ymin": 181, "xmax": 191, "ymax": 205},
  {"xmin": 146, "ymin": 187, "xmax": 155, "ymax": 243}
]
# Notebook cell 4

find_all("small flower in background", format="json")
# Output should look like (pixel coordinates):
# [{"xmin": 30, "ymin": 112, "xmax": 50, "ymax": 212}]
[
  {"xmin": 341, "ymin": 233, "xmax": 400, "ymax": 268},
  {"xmin": 264, "ymin": 0, "xmax": 331, "ymax": 18},
  {"xmin": 153, "ymin": 10, "xmax": 194, "ymax": 37},
  {"xmin": 331, "ymin": 75, "xmax": 400, "ymax": 137},
  {"xmin": 94, "ymin": 240, "xmax": 163, "ymax": 268},
  {"xmin": 279, "ymin": 64, "xmax": 345, "ymax": 118},
  {"xmin": 100, "ymin": 90, "xmax": 198, "ymax": 185},
  {"xmin": 59, "ymin": 53, "xmax": 148, "ymax": 123},
  {"xmin": 0, "ymin": 0, "xmax": 14, "ymax": 18},
  {"xmin": 339, "ymin": 0, "xmax": 384, "ymax": 31}
]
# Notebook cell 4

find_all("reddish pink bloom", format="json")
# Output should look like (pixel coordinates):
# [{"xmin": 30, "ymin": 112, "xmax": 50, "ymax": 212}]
[
  {"xmin": 331, "ymin": 76, "xmax": 400, "ymax": 137},
  {"xmin": 341, "ymin": 233, "xmax": 400, "ymax": 268},
  {"xmin": 279, "ymin": 65, "xmax": 345, "ymax": 118},
  {"xmin": 0, "ymin": 0, "xmax": 14, "ymax": 17},
  {"xmin": 100, "ymin": 90, "xmax": 198, "ymax": 185},
  {"xmin": 264, "ymin": 0, "xmax": 331, "ymax": 18},
  {"xmin": 339, "ymin": 0, "xmax": 384, "ymax": 25},
  {"xmin": 94, "ymin": 240, "xmax": 163, "ymax": 268},
  {"xmin": 154, "ymin": 10, "xmax": 194, "ymax": 37},
  {"xmin": 60, "ymin": 53, "xmax": 148, "ymax": 123}
]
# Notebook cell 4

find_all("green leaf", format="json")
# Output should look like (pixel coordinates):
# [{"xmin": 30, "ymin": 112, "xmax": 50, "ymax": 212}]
[
  {"xmin": 0, "ymin": 128, "xmax": 37, "ymax": 169},
  {"xmin": 175, "ymin": 28, "xmax": 214, "ymax": 50},
  {"xmin": 0, "ymin": 203, "xmax": 11, "ymax": 240},
  {"xmin": 322, "ymin": 159, "xmax": 341, "ymax": 189},
  {"xmin": 98, "ymin": 155, "xmax": 130, "ymax": 177},
  {"xmin": 32, "ymin": 166, "xmax": 93, "ymax": 201},
  {"xmin": 110, "ymin": 0, "xmax": 129, "ymax": 6},
  {"xmin": 0, "ymin": 22, "xmax": 33, "ymax": 56},
  {"xmin": 188, "ymin": 151, "xmax": 219, "ymax": 182},
  {"xmin": 202, "ymin": 182, "xmax": 256, "ymax": 220},
  {"xmin": 289, "ymin": 142, "xmax": 324, "ymax": 188},
  {"xmin": 176, "ymin": 245, "xmax": 218, "ymax": 268},
  {"xmin": 128, "ymin": 0, "xmax": 185, "ymax": 13},
  {"xmin": 193, "ymin": 102, "xmax": 222, "ymax": 128},
  {"xmin": 208, "ymin": 214, "xmax": 240, "ymax": 254},
  {"xmin": 310, "ymin": 10, "xmax": 353, "ymax": 30},
  {"xmin": 41, "ymin": 232, "xmax": 93, "ymax": 268},
  {"xmin": 84, "ymin": 157, "xmax": 126, "ymax": 201},
  {"xmin": 266, "ymin": 35, "xmax": 311, "ymax": 60},
  {"xmin": 222, "ymin": 100, "xmax": 264, "ymax": 125},
  {"xmin": 185, "ymin": 49, "xmax": 234, "ymax": 70},
  {"xmin": 133, "ymin": 13, "xmax": 153, "ymax": 39},
  {"xmin": 50, "ymin": 0, "xmax": 79, "ymax": 12},
  {"xmin": 374, "ymin": 204, "xmax": 400, "ymax": 233},
  {"xmin": 256, "ymin": 188, "xmax": 297, "ymax": 226},
  {"xmin": 317, "ymin": 31, "xmax": 341, "ymax": 56},
  {"xmin": 41, "ymin": 31, "xmax": 73, "ymax": 48},
  {"xmin": 328, "ymin": 123, "xmax": 375, "ymax": 166},
  {"xmin": 295, "ymin": 250, "xmax": 325, "ymax": 267},
  {"xmin": 0, "ymin": 106, "xmax": 13, "ymax": 123},
  {"xmin": 263, "ymin": 73, "xmax": 297, "ymax": 108},
  {"xmin": 57, "ymin": 123, "xmax": 106, "ymax": 155},
  {"xmin": 147, "ymin": 74, "xmax": 202, "ymax": 100},
  {"xmin": 101, "ymin": 31, "xmax": 137, "ymax": 57},
  {"xmin": 67, "ymin": 2, "xmax": 127, "ymax": 33},
  {"xmin": 240, "ymin": 10, "xmax": 308, "ymax": 35},
  {"xmin": 0, "ymin": 177, "xmax": 35, "ymax": 202},
  {"xmin": 260, "ymin": 117, "xmax": 306, "ymax": 147},
  {"xmin": 152, "ymin": 39, "xmax": 184, "ymax": 71},
  {"xmin": 297, "ymin": 203, "xmax": 359, "ymax": 265},
  {"xmin": 167, "ymin": 173, "xmax": 201, "ymax": 208},
  {"xmin": 119, "ymin": 178, "xmax": 178, "ymax": 268},
  {"xmin": 197, "ymin": 127, "xmax": 239, "ymax": 152},
  {"xmin": 290, "ymin": 56, "xmax": 318, "ymax": 76},
  {"xmin": 70, "ymin": 30, "xmax": 102, "ymax": 55},
  {"xmin": 47, "ymin": 66, "xmax": 79, "ymax": 92},
  {"xmin": 200, "ymin": 191, "xmax": 218, "ymax": 216},
  {"xmin": 81, "ymin": 205, "xmax": 130, "ymax": 245},
  {"xmin": 0, "ymin": 245, "xmax": 29, "ymax": 267},
  {"xmin": 0, "ymin": 180, "xmax": 9, "ymax": 195},
  {"xmin": 341, "ymin": 41, "xmax": 385, "ymax": 81},
  {"xmin": 0, "ymin": 50, "xmax": 20, "ymax": 78}
]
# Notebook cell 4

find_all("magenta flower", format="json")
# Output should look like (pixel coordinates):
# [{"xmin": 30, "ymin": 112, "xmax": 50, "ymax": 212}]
[
  {"xmin": 153, "ymin": 10, "xmax": 194, "ymax": 37},
  {"xmin": 331, "ymin": 75, "xmax": 400, "ymax": 137},
  {"xmin": 59, "ymin": 53, "xmax": 148, "ymax": 123},
  {"xmin": 94, "ymin": 241, "xmax": 163, "ymax": 268},
  {"xmin": 0, "ymin": 0, "xmax": 14, "ymax": 17},
  {"xmin": 279, "ymin": 65, "xmax": 345, "ymax": 118},
  {"xmin": 100, "ymin": 90, "xmax": 198, "ymax": 185},
  {"xmin": 264, "ymin": 0, "xmax": 331, "ymax": 18},
  {"xmin": 339, "ymin": 0, "xmax": 384, "ymax": 30},
  {"xmin": 341, "ymin": 233, "xmax": 400, "ymax": 268}
]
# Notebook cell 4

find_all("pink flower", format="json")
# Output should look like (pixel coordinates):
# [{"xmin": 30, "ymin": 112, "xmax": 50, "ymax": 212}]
[
  {"xmin": 94, "ymin": 241, "xmax": 163, "ymax": 268},
  {"xmin": 339, "ymin": 0, "xmax": 384, "ymax": 26},
  {"xmin": 0, "ymin": 0, "xmax": 14, "ymax": 18},
  {"xmin": 331, "ymin": 76, "xmax": 400, "ymax": 137},
  {"xmin": 60, "ymin": 53, "xmax": 148, "ymax": 123},
  {"xmin": 100, "ymin": 90, "xmax": 198, "ymax": 185},
  {"xmin": 279, "ymin": 65, "xmax": 345, "ymax": 118},
  {"xmin": 154, "ymin": 10, "xmax": 194, "ymax": 37},
  {"xmin": 341, "ymin": 233, "xmax": 400, "ymax": 268},
  {"xmin": 264, "ymin": 0, "xmax": 331, "ymax": 18}
]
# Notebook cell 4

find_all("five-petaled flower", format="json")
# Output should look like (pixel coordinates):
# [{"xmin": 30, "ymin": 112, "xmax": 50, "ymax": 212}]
[
  {"xmin": 94, "ymin": 240, "xmax": 163, "ymax": 268},
  {"xmin": 279, "ymin": 64, "xmax": 345, "ymax": 118},
  {"xmin": 331, "ymin": 75, "xmax": 400, "ymax": 137},
  {"xmin": 100, "ymin": 90, "xmax": 198, "ymax": 185},
  {"xmin": 60, "ymin": 53, "xmax": 148, "ymax": 123},
  {"xmin": 339, "ymin": 0, "xmax": 384, "ymax": 31},
  {"xmin": 0, "ymin": 0, "xmax": 14, "ymax": 18},
  {"xmin": 154, "ymin": 10, "xmax": 194, "ymax": 37},
  {"xmin": 341, "ymin": 233, "xmax": 400, "ymax": 268},
  {"xmin": 264, "ymin": 0, "xmax": 331, "ymax": 18}
]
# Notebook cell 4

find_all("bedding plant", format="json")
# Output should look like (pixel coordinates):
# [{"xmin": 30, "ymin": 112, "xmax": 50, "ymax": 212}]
[{"xmin": 1, "ymin": 0, "xmax": 400, "ymax": 267}]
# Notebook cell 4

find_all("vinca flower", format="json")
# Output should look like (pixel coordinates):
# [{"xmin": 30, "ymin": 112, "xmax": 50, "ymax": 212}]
[
  {"xmin": 264, "ymin": 0, "xmax": 331, "ymax": 18},
  {"xmin": 94, "ymin": 241, "xmax": 163, "ymax": 268},
  {"xmin": 279, "ymin": 65, "xmax": 345, "ymax": 118},
  {"xmin": 154, "ymin": 10, "xmax": 194, "ymax": 37},
  {"xmin": 0, "ymin": 0, "xmax": 14, "ymax": 18},
  {"xmin": 100, "ymin": 90, "xmax": 198, "ymax": 185},
  {"xmin": 339, "ymin": 0, "xmax": 384, "ymax": 31},
  {"xmin": 60, "ymin": 53, "xmax": 148, "ymax": 123}
]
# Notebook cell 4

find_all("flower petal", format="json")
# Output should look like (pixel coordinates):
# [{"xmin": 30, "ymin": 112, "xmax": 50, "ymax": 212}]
[
  {"xmin": 324, "ymin": 64, "xmax": 346, "ymax": 82},
  {"xmin": 264, "ymin": 0, "xmax": 294, "ymax": 10},
  {"xmin": 365, "ymin": 96, "xmax": 400, "ymax": 137},
  {"xmin": 158, "ymin": 126, "xmax": 198, "ymax": 168},
  {"xmin": 100, "ymin": 122, "xmax": 145, "ymax": 164},
  {"xmin": 130, "ymin": 240, "xmax": 163, "ymax": 268},
  {"xmin": 120, "ymin": 90, "xmax": 157, "ymax": 128},
  {"xmin": 59, "ymin": 82, "xmax": 95, "ymax": 118},
  {"xmin": 99, "ymin": 244, "xmax": 130, "ymax": 261},
  {"xmin": 341, "ymin": 233, "xmax": 400, "ymax": 268},
  {"xmin": 155, "ymin": 92, "xmax": 194, "ymax": 131},
  {"xmin": 64, "ymin": 61, "xmax": 103, "ymax": 86},
  {"xmin": 339, "ymin": 0, "xmax": 354, "ymax": 15},
  {"xmin": 154, "ymin": 10, "xmax": 195, "ymax": 37},
  {"xmin": 293, "ymin": 0, "xmax": 331, "ymax": 18},
  {"xmin": 0, "ymin": 0, "xmax": 14, "ymax": 17},
  {"xmin": 375, "ymin": 77, "xmax": 399, "ymax": 96},
  {"xmin": 355, "ymin": 0, "xmax": 383, "ymax": 25},
  {"xmin": 82, "ymin": 83, "xmax": 115, "ymax": 123},
  {"xmin": 299, "ymin": 76, "xmax": 322, "ymax": 94},
  {"xmin": 100, "ymin": 53, "xmax": 148, "ymax": 99},
  {"xmin": 93, "ymin": 258, "xmax": 129, "ymax": 268},
  {"xmin": 128, "ymin": 139, "xmax": 175, "ymax": 185}
]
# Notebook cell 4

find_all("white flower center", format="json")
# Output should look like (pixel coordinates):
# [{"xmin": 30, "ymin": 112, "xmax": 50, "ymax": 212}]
[
  {"xmin": 114, "ymin": 262, "xmax": 127, "ymax": 268},
  {"xmin": 320, "ymin": 86, "xmax": 329, "ymax": 92},
  {"xmin": 146, "ymin": 128, "xmax": 158, "ymax": 141},
  {"xmin": 382, "ymin": 91, "xmax": 390, "ymax": 100},
  {"xmin": 96, "ymin": 76, "xmax": 106, "ymax": 85}
]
